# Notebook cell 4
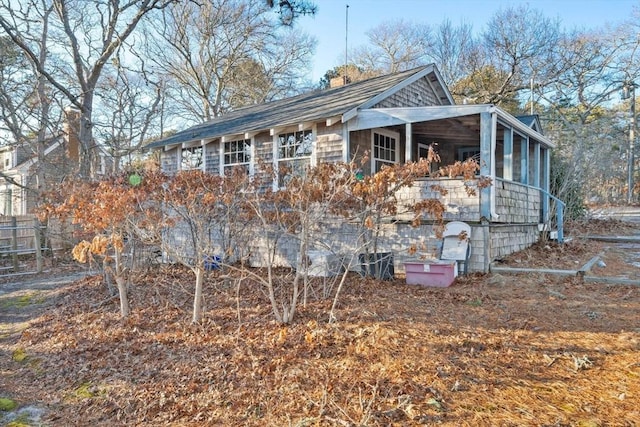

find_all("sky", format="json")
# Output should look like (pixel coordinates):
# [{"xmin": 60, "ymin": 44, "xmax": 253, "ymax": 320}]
[{"xmin": 296, "ymin": 0, "xmax": 640, "ymax": 83}]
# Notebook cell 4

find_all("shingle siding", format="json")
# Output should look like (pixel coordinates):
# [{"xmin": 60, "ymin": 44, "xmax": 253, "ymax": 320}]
[{"xmin": 373, "ymin": 76, "xmax": 440, "ymax": 108}]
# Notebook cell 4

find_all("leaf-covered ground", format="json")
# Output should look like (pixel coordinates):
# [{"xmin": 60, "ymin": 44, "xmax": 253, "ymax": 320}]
[{"xmin": 1, "ymin": 220, "xmax": 639, "ymax": 426}]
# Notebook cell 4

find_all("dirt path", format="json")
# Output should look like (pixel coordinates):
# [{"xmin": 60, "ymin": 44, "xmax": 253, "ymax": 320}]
[{"xmin": 0, "ymin": 271, "xmax": 89, "ymax": 426}]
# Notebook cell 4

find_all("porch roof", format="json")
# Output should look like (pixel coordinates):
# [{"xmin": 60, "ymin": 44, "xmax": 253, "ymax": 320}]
[{"xmin": 346, "ymin": 105, "xmax": 555, "ymax": 149}]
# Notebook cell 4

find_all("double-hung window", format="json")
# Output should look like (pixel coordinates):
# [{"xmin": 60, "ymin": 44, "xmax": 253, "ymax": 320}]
[
  {"xmin": 181, "ymin": 146, "xmax": 203, "ymax": 170},
  {"xmin": 223, "ymin": 139, "xmax": 251, "ymax": 175},
  {"xmin": 278, "ymin": 129, "xmax": 313, "ymax": 186},
  {"xmin": 372, "ymin": 129, "xmax": 399, "ymax": 173}
]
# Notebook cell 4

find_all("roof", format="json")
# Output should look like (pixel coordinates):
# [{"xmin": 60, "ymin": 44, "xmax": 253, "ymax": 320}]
[
  {"xmin": 515, "ymin": 115, "xmax": 543, "ymax": 133},
  {"xmin": 348, "ymin": 105, "xmax": 555, "ymax": 149},
  {"xmin": 147, "ymin": 64, "xmax": 452, "ymax": 149}
]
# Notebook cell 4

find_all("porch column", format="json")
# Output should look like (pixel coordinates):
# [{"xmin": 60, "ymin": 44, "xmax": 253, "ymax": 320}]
[
  {"xmin": 532, "ymin": 142, "xmax": 540, "ymax": 188},
  {"xmin": 272, "ymin": 132, "xmax": 279, "ymax": 191},
  {"xmin": 405, "ymin": 122, "xmax": 412, "ymax": 163},
  {"xmin": 542, "ymin": 147, "xmax": 550, "ymax": 223},
  {"xmin": 520, "ymin": 136, "xmax": 529, "ymax": 184},
  {"xmin": 503, "ymin": 128, "xmax": 513, "ymax": 180},
  {"xmin": 342, "ymin": 122, "xmax": 350, "ymax": 162},
  {"xmin": 218, "ymin": 140, "xmax": 224, "ymax": 177},
  {"xmin": 479, "ymin": 112, "xmax": 492, "ymax": 220}
]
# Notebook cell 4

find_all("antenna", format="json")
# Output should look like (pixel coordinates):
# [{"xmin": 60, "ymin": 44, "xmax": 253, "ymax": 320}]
[
  {"xmin": 530, "ymin": 77, "xmax": 534, "ymax": 115},
  {"xmin": 344, "ymin": 4, "xmax": 349, "ymax": 85}
]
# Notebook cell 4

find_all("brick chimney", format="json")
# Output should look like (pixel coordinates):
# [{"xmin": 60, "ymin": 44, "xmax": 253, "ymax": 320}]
[{"xmin": 63, "ymin": 107, "xmax": 80, "ymax": 162}]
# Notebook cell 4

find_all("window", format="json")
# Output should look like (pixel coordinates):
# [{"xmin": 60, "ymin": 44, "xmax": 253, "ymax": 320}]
[
  {"xmin": 372, "ymin": 130, "xmax": 398, "ymax": 173},
  {"xmin": 457, "ymin": 147, "xmax": 480, "ymax": 163},
  {"xmin": 181, "ymin": 146, "xmax": 203, "ymax": 170},
  {"xmin": 2, "ymin": 189, "xmax": 11, "ymax": 216},
  {"xmin": 278, "ymin": 130, "xmax": 313, "ymax": 186},
  {"xmin": 223, "ymin": 139, "xmax": 251, "ymax": 175}
]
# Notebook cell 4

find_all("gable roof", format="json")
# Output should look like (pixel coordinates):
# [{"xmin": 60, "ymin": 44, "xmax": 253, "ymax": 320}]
[
  {"xmin": 147, "ymin": 64, "xmax": 452, "ymax": 149},
  {"xmin": 515, "ymin": 114, "xmax": 543, "ymax": 134}
]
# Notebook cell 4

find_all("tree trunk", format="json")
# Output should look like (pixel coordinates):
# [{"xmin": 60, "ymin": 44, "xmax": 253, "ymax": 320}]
[
  {"xmin": 115, "ymin": 275, "xmax": 130, "ymax": 318},
  {"xmin": 78, "ymin": 96, "xmax": 94, "ymax": 178},
  {"xmin": 114, "ymin": 247, "xmax": 129, "ymax": 317},
  {"xmin": 103, "ymin": 257, "xmax": 116, "ymax": 296},
  {"xmin": 192, "ymin": 266, "xmax": 205, "ymax": 323}
]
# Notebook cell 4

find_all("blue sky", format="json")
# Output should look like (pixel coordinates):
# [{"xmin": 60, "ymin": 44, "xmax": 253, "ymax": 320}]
[{"xmin": 297, "ymin": 0, "xmax": 640, "ymax": 83}]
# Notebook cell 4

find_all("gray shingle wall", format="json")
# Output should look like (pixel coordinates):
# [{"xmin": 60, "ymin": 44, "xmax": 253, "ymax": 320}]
[
  {"xmin": 495, "ymin": 181, "xmax": 540, "ymax": 223},
  {"xmin": 373, "ymin": 76, "xmax": 439, "ymax": 108},
  {"xmin": 489, "ymin": 224, "xmax": 539, "ymax": 259},
  {"xmin": 316, "ymin": 123, "xmax": 344, "ymax": 163},
  {"xmin": 205, "ymin": 144, "xmax": 220, "ymax": 175},
  {"xmin": 396, "ymin": 178, "xmax": 481, "ymax": 222},
  {"xmin": 245, "ymin": 219, "xmax": 488, "ymax": 273},
  {"xmin": 161, "ymin": 148, "xmax": 178, "ymax": 175}
]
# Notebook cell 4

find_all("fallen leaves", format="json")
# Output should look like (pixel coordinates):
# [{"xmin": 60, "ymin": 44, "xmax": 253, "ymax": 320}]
[{"xmin": 0, "ymin": 234, "xmax": 639, "ymax": 425}]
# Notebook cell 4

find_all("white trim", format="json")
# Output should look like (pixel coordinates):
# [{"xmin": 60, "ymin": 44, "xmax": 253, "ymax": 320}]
[
  {"xmin": 218, "ymin": 139, "xmax": 224, "ymax": 177},
  {"xmin": 371, "ymin": 128, "xmax": 400, "ymax": 173},
  {"xmin": 342, "ymin": 122, "xmax": 350, "ymax": 163},
  {"xmin": 326, "ymin": 115, "xmax": 342, "ymax": 127},
  {"xmin": 405, "ymin": 122, "xmax": 412, "ymax": 163},
  {"xmin": 179, "ymin": 145, "xmax": 205, "ymax": 171},
  {"xmin": 221, "ymin": 137, "xmax": 252, "ymax": 176},
  {"xmin": 348, "ymin": 105, "xmax": 555, "ymax": 149},
  {"xmin": 274, "ymin": 127, "xmax": 316, "ymax": 188}
]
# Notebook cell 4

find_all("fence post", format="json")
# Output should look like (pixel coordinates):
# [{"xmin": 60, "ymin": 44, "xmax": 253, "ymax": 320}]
[
  {"xmin": 11, "ymin": 216, "xmax": 19, "ymax": 272},
  {"xmin": 34, "ymin": 218, "xmax": 43, "ymax": 273}
]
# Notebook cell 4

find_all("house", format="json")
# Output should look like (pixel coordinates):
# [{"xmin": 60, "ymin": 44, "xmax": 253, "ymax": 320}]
[
  {"xmin": 0, "ymin": 108, "xmax": 111, "ymax": 216},
  {"xmin": 147, "ymin": 65, "xmax": 560, "ymax": 273}
]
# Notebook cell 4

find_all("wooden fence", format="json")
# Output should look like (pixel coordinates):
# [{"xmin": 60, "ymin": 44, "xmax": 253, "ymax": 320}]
[
  {"xmin": 0, "ymin": 215, "xmax": 74, "ymax": 276},
  {"xmin": 0, "ymin": 215, "xmax": 162, "ymax": 277}
]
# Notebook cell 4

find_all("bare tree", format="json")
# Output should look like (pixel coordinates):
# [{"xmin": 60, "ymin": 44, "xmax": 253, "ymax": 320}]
[
  {"xmin": 424, "ymin": 19, "xmax": 477, "ymax": 88},
  {"xmin": 350, "ymin": 20, "xmax": 431, "ymax": 74},
  {"xmin": 540, "ymin": 27, "xmax": 640, "ymax": 206},
  {"xmin": 144, "ymin": 0, "xmax": 316, "ymax": 126},
  {"xmin": 456, "ymin": 4, "xmax": 564, "ymax": 108},
  {"xmin": 0, "ymin": 0, "xmax": 175, "ymax": 178},
  {"xmin": 93, "ymin": 59, "xmax": 165, "ymax": 173},
  {"xmin": 0, "ymin": 3, "xmax": 64, "ymax": 205}
]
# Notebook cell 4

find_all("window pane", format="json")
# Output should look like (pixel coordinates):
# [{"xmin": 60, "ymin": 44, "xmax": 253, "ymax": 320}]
[{"xmin": 181, "ymin": 146, "xmax": 203, "ymax": 170}]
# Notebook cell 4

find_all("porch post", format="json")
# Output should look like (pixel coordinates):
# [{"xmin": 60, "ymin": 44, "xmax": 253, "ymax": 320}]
[
  {"xmin": 480, "ymin": 111, "xmax": 494, "ymax": 274},
  {"xmin": 533, "ymin": 142, "xmax": 540, "ymax": 188},
  {"xmin": 272, "ymin": 133, "xmax": 279, "ymax": 191},
  {"xmin": 218, "ymin": 140, "xmax": 224, "ymax": 177},
  {"xmin": 405, "ymin": 123, "xmax": 412, "ymax": 163},
  {"xmin": 520, "ymin": 136, "xmax": 529, "ymax": 184},
  {"xmin": 479, "ymin": 112, "xmax": 492, "ymax": 220},
  {"xmin": 342, "ymin": 122, "xmax": 350, "ymax": 162},
  {"xmin": 542, "ymin": 147, "xmax": 550, "ymax": 223},
  {"xmin": 503, "ymin": 128, "xmax": 513, "ymax": 180}
]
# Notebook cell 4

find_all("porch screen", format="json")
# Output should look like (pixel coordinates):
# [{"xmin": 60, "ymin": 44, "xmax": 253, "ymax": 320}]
[
  {"xmin": 372, "ymin": 130, "xmax": 398, "ymax": 172},
  {"xmin": 278, "ymin": 130, "xmax": 313, "ymax": 186}
]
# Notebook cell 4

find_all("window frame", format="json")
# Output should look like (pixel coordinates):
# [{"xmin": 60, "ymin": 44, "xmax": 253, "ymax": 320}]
[
  {"xmin": 180, "ymin": 145, "xmax": 204, "ymax": 171},
  {"xmin": 275, "ymin": 128, "xmax": 314, "ymax": 188},
  {"xmin": 222, "ymin": 138, "xmax": 252, "ymax": 176},
  {"xmin": 371, "ymin": 128, "xmax": 399, "ymax": 173}
]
